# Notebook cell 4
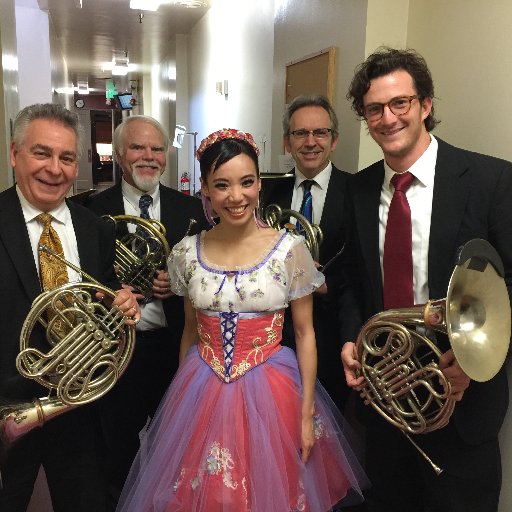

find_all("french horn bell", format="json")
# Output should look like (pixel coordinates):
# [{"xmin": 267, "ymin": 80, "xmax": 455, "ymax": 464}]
[{"xmin": 355, "ymin": 239, "xmax": 511, "ymax": 473}]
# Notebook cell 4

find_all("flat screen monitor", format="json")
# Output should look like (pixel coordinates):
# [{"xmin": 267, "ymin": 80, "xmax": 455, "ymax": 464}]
[{"xmin": 115, "ymin": 93, "xmax": 133, "ymax": 110}]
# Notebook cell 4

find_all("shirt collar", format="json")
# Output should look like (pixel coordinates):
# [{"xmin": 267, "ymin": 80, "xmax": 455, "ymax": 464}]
[
  {"xmin": 16, "ymin": 185, "xmax": 71, "ymax": 225},
  {"xmin": 294, "ymin": 161, "xmax": 332, "ymax": 191},
  {"xmin": 383, "ymin": 135, "xmax": 438, "ymax": 190},
  {"xmin": 121, "ymin": 177, "xmax": 159, "ymax": 210}
]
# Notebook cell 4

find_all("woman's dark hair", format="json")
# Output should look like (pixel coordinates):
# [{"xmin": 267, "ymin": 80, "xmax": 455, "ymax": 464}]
[
  {"xmin": 199, "ymin": 138, "xmax": 259, "ymax": 180},
  {"xmin": 347, "ymin": 47, "xmax": 440, "ymax": 131}
]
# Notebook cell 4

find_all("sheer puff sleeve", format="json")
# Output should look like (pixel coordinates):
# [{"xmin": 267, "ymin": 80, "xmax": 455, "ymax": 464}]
[
  {"xmin": 167, "ymin": 235, "xmax": 195, "ymax": 297},
  {"xmin": 285, "ymin": 234, "xmax": 325, "ymax": 302}
]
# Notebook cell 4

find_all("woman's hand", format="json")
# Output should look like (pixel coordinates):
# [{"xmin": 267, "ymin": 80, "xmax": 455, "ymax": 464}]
[{"xmin": 300, "ymin": 415, "xmax": 315, "ymax": 463}]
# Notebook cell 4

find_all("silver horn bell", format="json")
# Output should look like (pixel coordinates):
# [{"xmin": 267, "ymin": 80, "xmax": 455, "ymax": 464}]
[
  {"xmin": 357, "ymin": 239, "xmax": 510, "ymax": 432},
  {"xmin": 356, "ymin": 239, "xmax": 510, "ymax": 472}
]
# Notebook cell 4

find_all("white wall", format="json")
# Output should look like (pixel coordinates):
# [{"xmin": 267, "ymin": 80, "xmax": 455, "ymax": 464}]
[
  {"xmin": 0, "ymin": 0, "xmax": 19, "ymax": 189},
  {"xmin": 271, "ymin": 0, "xmax": 368, "ymax": 173},
  {"xmin": 15, "ymin": 0, "xmax": 52, "ymax": 108},
  {"xmin": 407, "ymin": 0, "xmax": 512, "ymax": 162},
  {"xmin": 356, "ymin": 0, "xmax": 410, "ymax": 170},
  {"xmin": 188, "ymin": 0, "xmax": 275, "ymax": 192}
]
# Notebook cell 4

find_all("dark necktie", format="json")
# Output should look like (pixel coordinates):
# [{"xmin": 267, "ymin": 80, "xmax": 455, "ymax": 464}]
[
  {"xmin": 383, "ymin": 172, "xmax": 415, "ymax": 309},
  {"xmin": 297, "ymin": 179, "xmax": 314, "ymax": 232},
  {"xmin": 136, "ymin": 194, "xmax": 152, "ymax": 238},
  {"xmin": 139, "ymin": 194, "xmax": 152, "ymax": 220}
]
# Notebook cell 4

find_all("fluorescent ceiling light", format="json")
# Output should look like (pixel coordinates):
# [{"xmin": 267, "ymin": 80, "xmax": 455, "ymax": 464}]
[
  {"xmin": 130, "ymin": 0, "xmax": 161, "ymax": 10},
  {"xmin": 112, "ymin": 65, "xmax": 129, "ymax": 76}
]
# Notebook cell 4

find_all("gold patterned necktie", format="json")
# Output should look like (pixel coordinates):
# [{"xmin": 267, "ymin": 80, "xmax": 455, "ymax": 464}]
[{"xmin": 37, "ymin": 213, "xmax": 68, "ymax": 291}]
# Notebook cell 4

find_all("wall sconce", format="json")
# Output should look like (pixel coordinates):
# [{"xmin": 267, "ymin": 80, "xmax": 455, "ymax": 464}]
[{"xmin": 215, "ymin": 80, "xmax": 229, "ymax": 98}]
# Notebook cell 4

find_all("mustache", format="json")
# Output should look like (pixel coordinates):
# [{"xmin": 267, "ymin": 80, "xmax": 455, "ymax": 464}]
[{"xmin": 133, "ymin": 161, "xmax": 161, "ymax": 170}]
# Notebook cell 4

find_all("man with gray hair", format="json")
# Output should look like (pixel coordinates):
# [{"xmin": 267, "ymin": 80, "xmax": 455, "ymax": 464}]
[
  {"xmin": 86, "ymin": 114, "xmax": 207, "ymax": 510},
  {"xmin": 0, "ymin": 103, "xmax": 139, "ymax": 511},
  {"xmin": 261, "ymin": 95, "xmax": 350, "ymax": 413}
]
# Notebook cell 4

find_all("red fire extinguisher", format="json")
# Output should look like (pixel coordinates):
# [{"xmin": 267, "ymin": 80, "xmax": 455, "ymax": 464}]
[{"xmin": 180, "ymin": 172, "xmax": 190, "ymax": 195}]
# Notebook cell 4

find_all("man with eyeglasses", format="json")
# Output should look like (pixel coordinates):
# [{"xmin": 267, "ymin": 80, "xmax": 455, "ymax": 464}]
[
  {"xmin": 261, "ymin": 95, "xmax": 351, "ymax": 416},
  {"xmin": 340, "ymin": 47, "xmax": 512, "ymax": 512}
]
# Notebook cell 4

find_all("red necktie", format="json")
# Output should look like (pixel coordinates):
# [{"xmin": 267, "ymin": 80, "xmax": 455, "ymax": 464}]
[{"xmin": 383, "ymin": 172, "xmax": 415, "ymax": 309}]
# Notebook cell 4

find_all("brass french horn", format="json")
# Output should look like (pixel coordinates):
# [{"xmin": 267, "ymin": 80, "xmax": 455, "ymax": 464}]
[
  {"xmin": 263, "ymin": 204, "xmax": 323, "ymax": 261},
  {"xmin": 355, "ymin": 239, "xmax": 511, "ymax": 473},
  {"xmin": 0, "ymin": 246, "xmax": 135, "ymax": 447},
  {"xmin": 103, "ymin": 215, "xmax": 171, "ymax": 298}
]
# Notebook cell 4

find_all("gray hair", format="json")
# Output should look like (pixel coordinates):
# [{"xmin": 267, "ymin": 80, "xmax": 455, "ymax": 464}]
[
  {"xmin": 113, "ymin": 115, "xmax": 170, "ymax": 156},
  {"xmin": 12, "ymin": 103, "xmax": 83, "ymax": 157},
  {"xmin": 282, "ymin": 95, "xmax": 339, "ymax": 137}
]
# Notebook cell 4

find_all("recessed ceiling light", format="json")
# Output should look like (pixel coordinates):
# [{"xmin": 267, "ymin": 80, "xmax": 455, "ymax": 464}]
[
  {"xmin": 175, "ymin": 0, "xmax": 206, "ymax": 7},
  {"xmin": 130, "ymin": 0, "xmax": 161, "ymax": 11}
]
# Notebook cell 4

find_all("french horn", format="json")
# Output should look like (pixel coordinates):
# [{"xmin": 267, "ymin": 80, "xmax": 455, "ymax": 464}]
[
  {"xmin": 263, "ymin": 204, "xmax": 323, "ymax": 261},
  {"xmin": 355, "ymin": 239, "xmax": 511, "ymax": 473},
  {"xmin": 103, "ymin": 215, "xmax": 171, "ymax": 298},
  {"xmin": 0, "ymin": 246, "xmax": 135, "ymax": 447}
]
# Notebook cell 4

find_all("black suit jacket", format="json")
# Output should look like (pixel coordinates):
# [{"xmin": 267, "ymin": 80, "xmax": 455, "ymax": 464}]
[
  {"xmin": 340, "ymin": 138, "xmax": 512, "ymax": 446},
  {"xmin": 261, "ymin": 165, "xmax": 351, "ymax": 410},
  {"xmin": 261, "ymin": 165, "xmax": 349, "ymax": 299},
  {"xmin": 85, "ymin": 182, "xmax": 208, "ymax": 330},
  {"xmin": 0, "ymin": 186, "xmax": 119, "ymax": 401}
]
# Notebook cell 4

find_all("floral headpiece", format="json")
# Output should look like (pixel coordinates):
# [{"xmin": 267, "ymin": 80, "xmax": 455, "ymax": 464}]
[{"xmin": 196, "ymin": 128, "xmax": 260, "ymax": 160}]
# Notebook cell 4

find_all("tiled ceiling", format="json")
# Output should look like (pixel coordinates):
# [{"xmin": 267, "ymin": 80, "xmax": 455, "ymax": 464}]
[{"xmin": 39, "ymin": 0, "xmax": 209, "ymax": 93}]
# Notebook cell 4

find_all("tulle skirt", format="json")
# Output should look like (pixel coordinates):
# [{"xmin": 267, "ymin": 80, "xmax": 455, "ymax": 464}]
[{"xmin": 117, "ymin": 346, "xmax": 368, "ymax": 512}]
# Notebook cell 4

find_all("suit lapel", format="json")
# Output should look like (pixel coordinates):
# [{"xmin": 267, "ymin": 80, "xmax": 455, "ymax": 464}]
[
  {"xmin": 317, "ymin": 167, "xmax": 345, "ymax": 265},
  {"xmin": 428, "ymin": 139, "xmax": 470, "ymax": 297},
  {"xmin": 68, "ymin": 200, "xmax": 97, "ymax": 278},
  {"xmin": 353, "ymin": 163, "xmax": 385, "ymax": 309},
  {"xmin": 0, "ymin": 187, "xmax": 41, "ymax": 300}
]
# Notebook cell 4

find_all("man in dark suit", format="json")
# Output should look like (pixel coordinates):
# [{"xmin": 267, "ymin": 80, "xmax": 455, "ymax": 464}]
[
  {"xmin": 0, "ymin": 103, "xmax": 139, "ymax": 512},
  {"xmin": 86, "ymin": 115, "xmax": 208, "ymax": 509},
  {"xmin": 341, "ymin": 47, "xmax": 512, "ymax": 512},
  {"xmin": 261, "ymin": 95, "xmax": 350, "ymax": 412}
]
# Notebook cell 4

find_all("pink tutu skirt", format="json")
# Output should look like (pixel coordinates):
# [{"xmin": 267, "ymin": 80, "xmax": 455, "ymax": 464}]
[{"xmin": 117, "ymin": 346, "xmax": 368, "ymax": 512}]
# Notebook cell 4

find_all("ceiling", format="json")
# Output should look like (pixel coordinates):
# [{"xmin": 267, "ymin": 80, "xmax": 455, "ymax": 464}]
[{"xmin": 39, "ymin": 0, "xmax": 210, "ymax": 94}]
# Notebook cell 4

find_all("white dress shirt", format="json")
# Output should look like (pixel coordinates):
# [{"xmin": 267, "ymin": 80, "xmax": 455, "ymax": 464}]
[
  {"xmin": 291, "ymin": 162, "xmax": 332, "ymax": 225},
  {"xmin": 121, "ymin": 179, "xmax": 167, "ymax": 330},
  {"xmin": 379, "ymin": 135, "xmax": 438, "ymax": 305}
]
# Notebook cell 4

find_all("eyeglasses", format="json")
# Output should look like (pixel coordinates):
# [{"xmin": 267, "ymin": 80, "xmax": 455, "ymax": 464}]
[
  {"xmin": 363, "ymin": 95, "xmax": 419, "ymax": 121},
  {"xmin": 289, "ymin": 128, "xmax": 332, "ymax": 140}
]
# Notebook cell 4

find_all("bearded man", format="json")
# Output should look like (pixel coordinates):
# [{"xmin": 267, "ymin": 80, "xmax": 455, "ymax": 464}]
[{"xmin": 86, "ymin": 115, "xmax": 207, "ymax": 510}]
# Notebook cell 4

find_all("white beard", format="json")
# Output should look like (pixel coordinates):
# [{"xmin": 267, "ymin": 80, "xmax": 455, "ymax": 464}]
[{"xmin": 131, "ymin": 166, "xmax": 162, "ymax": 192}]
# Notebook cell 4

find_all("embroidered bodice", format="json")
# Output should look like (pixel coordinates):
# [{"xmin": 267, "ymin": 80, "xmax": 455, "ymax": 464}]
[{"xmin": 168, "ymin": 230, "xmax": 325, "ymax": 381}]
